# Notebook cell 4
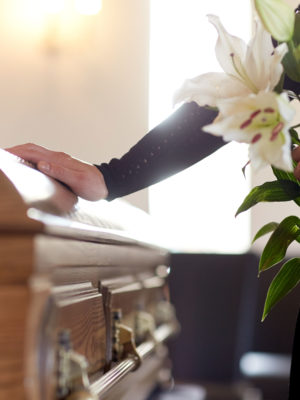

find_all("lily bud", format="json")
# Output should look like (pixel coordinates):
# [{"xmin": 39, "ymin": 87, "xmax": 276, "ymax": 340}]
[{"xmin": 254, "ymin": 0, "xmax": 295, "ymax": 42}]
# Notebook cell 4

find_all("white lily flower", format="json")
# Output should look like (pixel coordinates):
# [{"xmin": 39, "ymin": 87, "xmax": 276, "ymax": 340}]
[
  {"xmin": 203, "ymin": 92, "xmax": 295, "ymax": 171},
  {"xmin": 174, "ymin": 15, "xmax": 288, "ymax": 107}
]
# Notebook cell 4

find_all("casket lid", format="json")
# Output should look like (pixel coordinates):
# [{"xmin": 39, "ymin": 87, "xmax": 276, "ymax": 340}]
[{"xmin": 0, "ymin": 149, "xmax": 162, "ymax": 248}]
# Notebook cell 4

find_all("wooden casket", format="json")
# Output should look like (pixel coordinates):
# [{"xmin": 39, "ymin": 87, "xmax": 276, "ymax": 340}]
[{"xmin": 0, "ymin": 149, "xmax": 178, "ymax": 400}]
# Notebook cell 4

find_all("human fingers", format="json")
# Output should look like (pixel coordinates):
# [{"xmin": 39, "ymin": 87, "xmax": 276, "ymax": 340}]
[
  {"xmin": 6, "ymin": 143, "xmax": 108, "ymax": 200},
  {"xmin": 7, "ymin": 143, "xmax": 85, "ymax": 177},
  {"xmin": 6, "ymin": 143, "xmax": 79, "ymax": 171},
  {"xmin": 6, "ymin": 143, "xmax": 54, "ymax": 164},
  {"xmin": 38, "ymin": 161, "xmax": 108, "ymax": 201}
]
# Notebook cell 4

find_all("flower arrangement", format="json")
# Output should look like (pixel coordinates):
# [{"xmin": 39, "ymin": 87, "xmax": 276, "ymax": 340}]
[{"xmin": 175, "ymin": 0, "xmax": 300, "ymax": 320}]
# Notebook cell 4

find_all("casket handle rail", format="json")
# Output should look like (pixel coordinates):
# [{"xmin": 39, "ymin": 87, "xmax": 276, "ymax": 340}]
[
  {"xmin": 112, "ymin": 308, "xmax": 142, "ymax": 370},
  {"xmin": 89, "ymin": 321, "xmax": 178, "ymax": 398},
  {"xmin": 56, "ymin": 330, "xmax": 97, "ymax": 400},
  {"xmin": 57, "ymin": 321, "xmax": 178, "ymax": 399}
]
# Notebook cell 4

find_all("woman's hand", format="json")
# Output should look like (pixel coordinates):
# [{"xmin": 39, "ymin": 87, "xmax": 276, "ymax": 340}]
[{"xmin": 6, "ymin": 143, "xmax": 108, "ymax": 201}]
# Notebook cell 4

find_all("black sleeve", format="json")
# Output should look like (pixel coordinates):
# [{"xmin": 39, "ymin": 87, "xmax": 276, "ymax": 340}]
[
  {"xmin": 95, "ymin": 102, "xmax": 225, "ymax": 201},
  {"xmin": 284, "ymin": 75, "xmax": 300, "ymax": 93}
]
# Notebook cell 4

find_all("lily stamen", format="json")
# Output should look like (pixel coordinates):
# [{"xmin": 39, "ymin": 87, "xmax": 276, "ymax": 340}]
[
  {"xmin": 252, "ymin": 133, "xmax": 262, "ymax": 143},
  {"xmin": 250, "ymin": 110, "xmax": 261, "ymax": 119},
  {"xmin": 270, "ymin": 122, "xmax": 284, "ymax": 141},
  {"xmin": 230, "ymin": 53, "xmax": 259, "ymax": 93},
  {"xmin": 240, "ymin": 119, "xmax": 252, "ymax": 129}
]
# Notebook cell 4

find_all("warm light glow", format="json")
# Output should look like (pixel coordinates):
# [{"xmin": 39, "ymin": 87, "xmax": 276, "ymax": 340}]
[
  {"xmin": 42, "ymin": 0, "xmax": 66, "ymax": 14},
  {"xmin": 75, "ymin": 0, "xmax": 102, "ymax": 15},
  {"xmin": 2, "ymin": 0, "xmax": 102, "ymax": 50},
  {"xmin": 149, "ymin": 0, "xmax": 252, "ymax": 253}
]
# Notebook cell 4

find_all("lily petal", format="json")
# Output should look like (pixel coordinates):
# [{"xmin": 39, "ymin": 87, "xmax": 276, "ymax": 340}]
[
  {"xmin": 276, "ymin": 91, "xmax": 296, "ymax": 123},
  {"xmin": 173, "ymin": 72, "xmax": 249, "ymax": 107},
  {"xmin": 245, "ymin": 20, "xmax": 278, "ymax": 90},
  {"xmin": 207, "ymin": 14, "xmax": 247, "ymax": 79},
  {"xmin": 203, "ymin": 115, "xmax": 251, "ymax": 142},
  {"xmin": 203, "ymin": 92, "xmax": 294, "ymax": 172},
  {"xmin": 268, "ymin": 42, "xmax": 288, "ymax": 90},
  {"xmin": 249, "ymin": 132, "xmax": 292, "ymax": 171},
  {"xmin": 174, "ymin": 14, "xmax": 290, "ymax": 120}
]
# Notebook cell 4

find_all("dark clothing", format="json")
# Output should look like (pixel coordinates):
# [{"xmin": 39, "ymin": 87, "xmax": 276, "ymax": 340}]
[
  {"xmin": 289, "ymin": 310, "xmax": 300, "ymax": 399},
  {"xmin": 96, "ymin": 102, "xmax": 225, "ymax": 200},
  {"xmin": 284, "ymin": 76, "xmax": 300, "ymax": 94}
]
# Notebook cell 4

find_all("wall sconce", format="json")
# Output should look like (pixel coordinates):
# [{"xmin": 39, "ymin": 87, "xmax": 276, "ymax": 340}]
[
  {"xmin": 43, "ymin": 0, "xmax": 103, "ymax": 52},
  {"xmin": 43, "ymin": 0, "xmax": 102, "ymax": 16},
  {"xmin": 4, "ymin": 0, "xmax": 103, "ymax": 53}
]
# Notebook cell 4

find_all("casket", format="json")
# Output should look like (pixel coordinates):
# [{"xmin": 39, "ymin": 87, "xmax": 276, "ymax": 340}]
[{"xmin": 0, "ymin": 149, "xmax": 178, "ymax": 400}]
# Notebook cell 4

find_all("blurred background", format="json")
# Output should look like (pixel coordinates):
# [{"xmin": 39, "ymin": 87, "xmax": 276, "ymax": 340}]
[{"xmin": 0, "ymin": 0, "xmax": 299, "ymax": 398}]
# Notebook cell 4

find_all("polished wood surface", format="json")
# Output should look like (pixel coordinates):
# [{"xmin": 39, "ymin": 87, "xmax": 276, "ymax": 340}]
[
  {"xmin": 53, "ymin": 282, "xmax": 107, "ymax": 373},
  {"xmin": 0, "ymin": 150, "xmax": 174, "ymax": 400},
  {"xmin": 0, "ymin": 286, "xmax": 30, "ymax": 400},
  {"xmin": 0, "ymin": 235, "xmax": 34, "ymax": 283}
]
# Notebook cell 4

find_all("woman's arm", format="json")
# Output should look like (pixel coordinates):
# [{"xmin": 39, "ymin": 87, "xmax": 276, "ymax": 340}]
[
  {"xmin": 6, "ymin": 102, "xmax": 225, "ymax": 201},
  {"xmin": 96, "ymin": 102, "xmax": 224, "ymax": 200}
]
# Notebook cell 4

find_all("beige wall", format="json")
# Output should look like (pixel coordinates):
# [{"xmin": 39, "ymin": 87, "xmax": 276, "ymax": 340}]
[{"xmin": 0, "ymin": 0, "xmax": 150, "ymax": 210}]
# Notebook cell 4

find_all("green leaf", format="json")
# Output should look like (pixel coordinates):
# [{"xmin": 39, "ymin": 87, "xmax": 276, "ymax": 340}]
[
  {"xmin": 235, "ymin": 180, "xmax": 300, "ymax": 216},
  {"xmin": 282, "ymin": 41, "xmax": 300, "ymax": 82},
  {"xmin": 259, "ymin": 216, "xmax": 300, "ymax": 273},
  {"xmin": 272, "ymin": 161, "xmax": 300, "ymax": 206},
  {"xmin": 262, "ymin": 258, "xmax": 300, "ymax": 320},
  {"xmin": 252, "ymin": 222, "xmax": 279, "ymax": 243},
  {"xmin": 293, "ymin": 9, "xmax": 300, "ymax": 46},
  {"xmin": 272, "ymin": 166, "xmax": 298, "ymax": 184}
]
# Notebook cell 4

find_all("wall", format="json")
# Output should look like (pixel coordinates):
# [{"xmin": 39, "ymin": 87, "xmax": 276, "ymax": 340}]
[{"xmin": 0, "ymin": 0, "xmax": 150, "ymax": 210}]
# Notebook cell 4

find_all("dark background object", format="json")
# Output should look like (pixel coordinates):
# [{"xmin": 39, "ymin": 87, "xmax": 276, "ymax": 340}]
[{"xmin": 167, "ymin": 253, "xmax": 299, "ymax": 398}]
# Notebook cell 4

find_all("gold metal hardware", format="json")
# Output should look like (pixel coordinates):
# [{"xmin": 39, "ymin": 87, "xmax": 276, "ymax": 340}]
[
  {"xmin": 155, "ymin": 301, "xmax": 176, "ymax": 325},
  {"xmin": 65, "ymin": 389, "xmax": 97, "ymax": 400},
  {"xmin": 89, "ymin": 322, "xmax": 178, "ymax": 398},
  {"xmin": 57, "ymin": 330, "xmax": 95, "ymax": 399},
  {"xmin": 155, "ymin": 265, "xmax": 170, "ymax": 278},
  {"xmin": 112, "ymin": 309, "xmax": 141, "ymax": 369},
  {"xmin": 135, "ymin": 310, "xmax": 157, "ymax": 344}
]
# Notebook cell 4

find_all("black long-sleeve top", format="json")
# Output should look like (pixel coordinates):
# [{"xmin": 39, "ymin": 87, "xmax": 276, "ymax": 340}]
[
  {"xmin": 96, "ymin": 76, "xmax": 300, "ymax": 201},
  {"xmin": 96, "ymin": 102, "xmax": 225, "ymax": 200}
]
